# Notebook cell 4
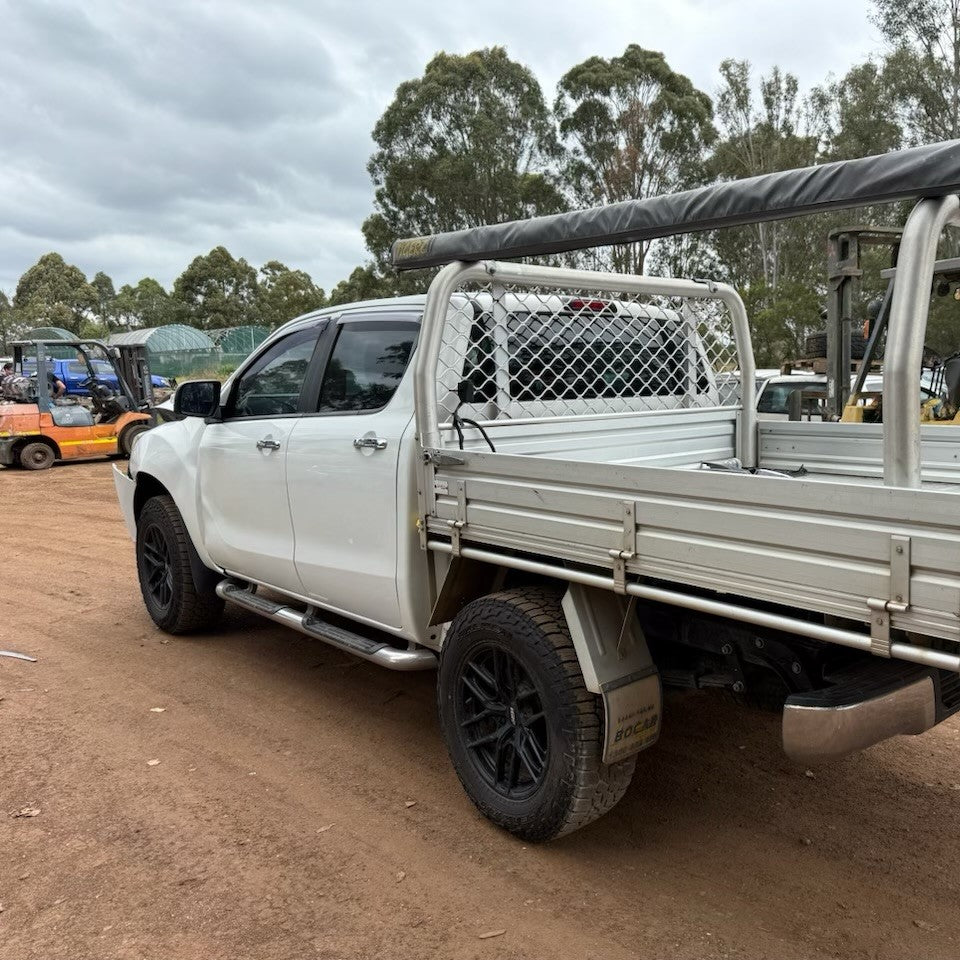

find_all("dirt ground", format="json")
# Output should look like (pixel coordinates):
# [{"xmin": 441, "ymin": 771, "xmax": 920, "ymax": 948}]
[{"xmin": 2, "ymin": 461, "xmax": 960, "ymax": 960}]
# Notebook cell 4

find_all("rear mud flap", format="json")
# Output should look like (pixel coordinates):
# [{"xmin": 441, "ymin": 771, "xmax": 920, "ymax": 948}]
[{"xmin": 562, "ymin": 584, "xmax": 661, "ymax": 764}]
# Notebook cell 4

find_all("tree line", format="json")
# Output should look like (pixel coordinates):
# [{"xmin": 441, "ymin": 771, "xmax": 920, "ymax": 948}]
[
  {"xmin": 0, "ymin": 248, "xmax": 327, "ymax": 348},
  {"xmin": 2, "ymin": 0, "xmax": 959, "ymax": 364}
]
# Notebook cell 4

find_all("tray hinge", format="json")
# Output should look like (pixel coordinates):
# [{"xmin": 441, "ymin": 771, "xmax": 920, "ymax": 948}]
[
  {"xmin": 423, "ymin": 449, "xmax": 466, "ymax": 466},
  {"xmin": 867, "ymin": 535, "xmax": 912, "ymax": 657},
  {"xmin": 448, "ymin": 480, "xmax": 467, "ymax": 556},
  {"xmin": 608, "ymin": 501, "xmax": 636, "ymax": 595}
]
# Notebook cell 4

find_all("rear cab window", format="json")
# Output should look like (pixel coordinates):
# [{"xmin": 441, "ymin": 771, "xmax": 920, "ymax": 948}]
[{"xmin": 463, "ymin": 303, "xmax": 709, "ymax": 405}]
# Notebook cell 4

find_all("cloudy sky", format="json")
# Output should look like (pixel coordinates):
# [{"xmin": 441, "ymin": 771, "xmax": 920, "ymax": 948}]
[{"xmin": 0, "ymin": 0, "xmax": 881, "ymax": 298}]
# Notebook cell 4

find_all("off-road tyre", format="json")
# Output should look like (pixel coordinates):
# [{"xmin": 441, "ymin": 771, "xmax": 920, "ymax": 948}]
[
  {"xmin": 804, "ymin": 331, "xmax": 867, "ymax": 360},
  {"xmin": 136, "ymin": 495, "xmax": 224, "ymax": 634},
  {"xmin": 438, "ymin": 586, "xmax": 636, "ymax": 842},
  {"xmin": 20, "ymin": 441, "xmax": 56, "ymax": 470},
  {"xmin": 119, "ymin": 422, "xmax": 149, "ymax": 457}
]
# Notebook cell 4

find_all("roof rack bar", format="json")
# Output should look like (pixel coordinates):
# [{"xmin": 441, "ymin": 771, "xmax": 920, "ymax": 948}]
[{"xmin": 393, "ymin": 141, "xmax": 960, "ymax": 271}]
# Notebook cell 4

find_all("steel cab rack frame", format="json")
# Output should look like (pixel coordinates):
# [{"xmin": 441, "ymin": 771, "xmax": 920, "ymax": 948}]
[{"xmin": 389, "ymin": 140, "xmax": 960, "ymax": 680}]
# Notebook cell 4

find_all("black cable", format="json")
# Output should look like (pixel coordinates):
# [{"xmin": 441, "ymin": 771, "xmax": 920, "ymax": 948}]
[
  {"xmin": 458, "ymin": 416, "xmax": 496, "ymax": 453},
  {"xmin": 452, "ymin": 411, "xmax": 465, "ymax": 450},
  {"xmin": 452, "ymin": 406, "xmax": 496, "ymax": 453}
]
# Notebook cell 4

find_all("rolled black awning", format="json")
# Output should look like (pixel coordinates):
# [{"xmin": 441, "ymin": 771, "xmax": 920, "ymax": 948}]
[{"xmin": 392, "ymin": 139, "xmax": 960, "ymax": 270}]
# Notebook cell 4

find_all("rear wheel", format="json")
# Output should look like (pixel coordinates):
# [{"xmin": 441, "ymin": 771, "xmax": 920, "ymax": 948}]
[
  {"xmin": 19, "ymin": 441, "xmax": 56, "ymax": 470},
  {"xmin": 136, "ymin": 495, "xmax": 224, "ymax": 633},
  {"xmin": 438, "ymin": 586, "xmax": 636, "ymax": 841}
]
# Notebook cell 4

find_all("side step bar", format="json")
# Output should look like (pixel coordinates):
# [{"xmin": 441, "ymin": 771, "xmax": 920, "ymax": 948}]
[{"xmin": 216, "ymin": 580, "xmax": 437, "ymax": 672}]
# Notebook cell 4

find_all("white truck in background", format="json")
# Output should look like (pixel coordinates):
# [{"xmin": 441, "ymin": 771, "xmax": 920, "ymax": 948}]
[{"xmin": 115, "ymin": 143, "xmax": 960, "ymax": 841}]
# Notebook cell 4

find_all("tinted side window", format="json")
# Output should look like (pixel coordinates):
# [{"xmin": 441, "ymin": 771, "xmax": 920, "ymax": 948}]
[
  {"xmin": 232, "ymin": 329, "xmax": 319, "ymax": 418},
  {"xmin": 318, "ymin": 323, "xmax": 418, "ymax": 413}
]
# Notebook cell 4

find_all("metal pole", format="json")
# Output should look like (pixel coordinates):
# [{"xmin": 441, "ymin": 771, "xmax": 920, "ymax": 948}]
[
  {"xmin": 884, "ymin": 196, "xmax": 960, "ymax": 487},
  {"xmin": 35, "ymin": 343, "xmax": 51, "ymax": 414},
  {"xmin": 490, "ymin": 282, "xmax": 511, "ymax": 417},
  {"xmin": 851, "ymin": 280, "xmax": 894, "ymax": 397},
  {"xmin": 415, "ymin": 261, "xmax": 490, "ymax": 451}
]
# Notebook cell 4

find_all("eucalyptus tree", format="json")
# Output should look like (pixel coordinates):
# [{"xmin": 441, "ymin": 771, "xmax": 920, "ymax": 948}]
[
  {"xmin": 361, "ymin": 47, "xmax": 565, "ymax": 292},
  {"xmin": 555, "ymin": 45, "xmax": 715, "ymax": 274}
]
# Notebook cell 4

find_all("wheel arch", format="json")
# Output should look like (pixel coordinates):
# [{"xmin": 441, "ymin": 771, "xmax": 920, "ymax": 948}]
[
  {"xmin": 133, "ymin": 471, "xmax": 170, "ymax": 522},
  {"xmin": 15, "ymin": 435, "xmax": 60, "ymax": 463},
  {"xmin": 429, "ymin": 555, "xmax": 562, "ymax": 627}
]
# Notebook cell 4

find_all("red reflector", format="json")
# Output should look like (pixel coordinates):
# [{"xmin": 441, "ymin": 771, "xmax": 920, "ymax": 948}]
[{"xmin": 568, "ymin": 298, "xmax": 608, "ymax": 311}]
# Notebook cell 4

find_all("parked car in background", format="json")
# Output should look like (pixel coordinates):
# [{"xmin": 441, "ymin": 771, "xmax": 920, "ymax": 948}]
[
  {"xmin": 715, "ymin": 367, "xmax": 781, "ymax": 406},
  {"xmin": 21, "ymin": 357, "xmax": 173, "ymax": 398},
  {"xmin": 753, "ymin": 367, "xmax": 780, "ymax": 391},
  {"xmin": 757, "ymin": 372, "xmax": 938, "ymax": 420},
  {"xmin": 756, "ymin": 372, "xmax": 834, "ymax": 419}
]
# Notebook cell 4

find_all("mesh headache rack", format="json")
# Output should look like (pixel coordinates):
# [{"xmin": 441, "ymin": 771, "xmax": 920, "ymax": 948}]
[{"xmin": 437, "ymin": 283, "xmax": 741, "ymax": 426}]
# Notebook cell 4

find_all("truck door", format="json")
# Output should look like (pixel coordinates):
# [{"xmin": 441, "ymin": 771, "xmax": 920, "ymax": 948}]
[
  {"xmin": 286, "ymin": 316, "xmax": 420, "ymax": 630},
  {"xmin": 198, "ymin": 325, "xmax": 324, "ymax": 593}
]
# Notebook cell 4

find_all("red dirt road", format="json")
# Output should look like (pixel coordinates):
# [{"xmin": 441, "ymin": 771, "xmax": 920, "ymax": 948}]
[{"xmin": 2, "ymin": 461, "xmax": 959, "ymax": 959}]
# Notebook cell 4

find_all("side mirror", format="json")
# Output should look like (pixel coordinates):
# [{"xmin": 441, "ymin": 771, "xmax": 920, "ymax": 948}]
[{"xmin": 174, "ymin": 380, "xmax": 221, "ymax": 418}]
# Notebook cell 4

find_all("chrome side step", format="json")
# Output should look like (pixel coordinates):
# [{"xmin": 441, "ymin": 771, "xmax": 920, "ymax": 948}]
[{"xmin": 216, "ymin": 580, "xmax": 437, "ymax": 672}]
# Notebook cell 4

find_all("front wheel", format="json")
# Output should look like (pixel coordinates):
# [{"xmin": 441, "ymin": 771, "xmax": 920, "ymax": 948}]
[
  {"xmin": 119, "ymin": 421, "xmax": 149, "ymax": 457},
  {"xmin": 136, "ymin": 495, "xmax": 224, "ymax": 634},
  {"xmin": 438, "ymin": 586, "xmax": 636, "ymax": 842}
]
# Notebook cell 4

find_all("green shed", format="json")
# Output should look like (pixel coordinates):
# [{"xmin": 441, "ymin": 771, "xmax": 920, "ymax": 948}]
[
  {"xmin": 108, "ymin": 325, "xmax": 218, "ymax": 379},
  {"xmin": 210, "ymin": 326, "xmax": 270, "ymax": 371},
  {"xmin": 22, "ymin": 326, "xmax": 78, "ymax": 359}
]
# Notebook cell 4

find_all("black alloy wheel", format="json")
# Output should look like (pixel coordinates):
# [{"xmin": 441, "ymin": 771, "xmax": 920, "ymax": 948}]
[
  {"xmin": 141, "ymin": 522, "xmax": 174, "ymax": 614},
  {"xmin": 457, "ymin": 643, "xmax": 549, "ymax": 800}
]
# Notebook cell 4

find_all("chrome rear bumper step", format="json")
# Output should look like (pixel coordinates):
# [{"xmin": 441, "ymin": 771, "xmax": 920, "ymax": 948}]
[
  {"xmin": 782, "ymin": 661, "xmax": 960, "ymax": 763},
  {"xmin": 216, "ymin": 580, "xmax": 437, "ymax": 672}
]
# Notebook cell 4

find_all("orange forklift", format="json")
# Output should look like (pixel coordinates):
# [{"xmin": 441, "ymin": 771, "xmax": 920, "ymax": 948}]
[{"xmin": 0, "ymin": 339, "xmax": 153, "ymax": 470}]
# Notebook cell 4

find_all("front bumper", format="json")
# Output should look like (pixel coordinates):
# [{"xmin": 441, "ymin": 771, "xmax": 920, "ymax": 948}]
[{"xmin": 113, "ymin": 464, "xmax": 137, "ymax": 541}]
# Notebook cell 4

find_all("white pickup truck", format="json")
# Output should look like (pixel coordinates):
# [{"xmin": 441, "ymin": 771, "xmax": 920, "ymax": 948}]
[{"xmin": 116, "ymin": 142, "xmax": 960, "ymax": 841}]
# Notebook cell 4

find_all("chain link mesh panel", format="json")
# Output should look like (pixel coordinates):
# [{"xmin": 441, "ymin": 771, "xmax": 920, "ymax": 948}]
[{"xmin": 435, "ymin": 282, "xmax": 741, "ymax": 423}]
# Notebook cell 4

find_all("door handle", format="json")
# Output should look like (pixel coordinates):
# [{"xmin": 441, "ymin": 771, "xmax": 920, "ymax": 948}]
[
  {"xmin": 256, "ymin": 438, "xmax": 281, "ymax": 451},
  {"xmin": 353, "ymin": 437, "xmax": 388, "ymax": 450}
]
